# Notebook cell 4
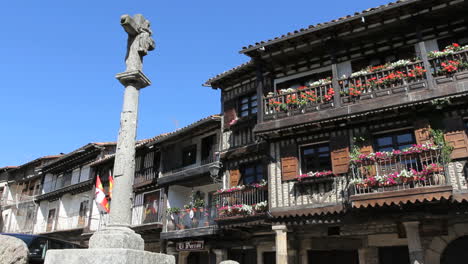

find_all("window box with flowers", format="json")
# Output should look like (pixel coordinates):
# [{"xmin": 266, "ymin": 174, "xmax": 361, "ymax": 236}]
[
  {"xmin": 265, "ymin": 77, "xmax": 335, "ymax": 115},
  {"xmin": 293, "ymin": 170, "xmax": 337, "ymax": 184},
  {"xmin": 339, "ymin": 59, "xmax": 427, "ymax": 103}
]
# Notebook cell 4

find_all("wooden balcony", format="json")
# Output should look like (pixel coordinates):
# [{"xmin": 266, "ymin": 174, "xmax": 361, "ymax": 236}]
[
  {"xmin": 161, "ymin": 207, "xmax": 218, "ymax": 240},
  {"xmin": 349, "ymin": 147, "xmax": 453, "ymax": 208},
  {"xmin": 133, "ymin": 167, "xmax": 158, "ymax": 189},
  {"xmin": 214, "ymin": 185, "xmax": 268, "ymax": 222},
  {"xmin": 257, "ymin": 50, "xmax": 468, "ymax": 135}
]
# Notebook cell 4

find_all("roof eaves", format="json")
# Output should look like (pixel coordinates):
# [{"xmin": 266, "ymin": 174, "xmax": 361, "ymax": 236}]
[
  {"xmin": 203, "ymin": 61, "xmax": 254, "ymax": 88},
  {"xmin": 147, "ymin": 115, "xmax": 221, "ymax": 146},
  {"xmin": 239, "ymin": 0, "xmax": 419, "ymax": 54}
]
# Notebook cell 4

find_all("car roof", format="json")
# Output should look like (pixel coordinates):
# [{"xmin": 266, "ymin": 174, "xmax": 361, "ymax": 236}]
[{"xmin": 1, "ymin": 233, "xmax": 81, "ymax": 246}]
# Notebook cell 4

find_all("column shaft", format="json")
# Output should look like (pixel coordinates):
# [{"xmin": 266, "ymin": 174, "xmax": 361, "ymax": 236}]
[
  {"xmin": 273, "ymin": 225, "xmax": 288, "ymax": 264},
  {"xmin": 109, "ymin": 84, "xmax": 139, "ymax": 226},
  {"xmin": 403, "ymin": 221, "xmax": 425, "ymax": 264}
]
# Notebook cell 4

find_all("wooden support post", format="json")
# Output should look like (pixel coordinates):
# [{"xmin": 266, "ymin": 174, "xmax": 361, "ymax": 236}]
[
  {"xmin": 255, "ymin": 59, "xmax": 265, "ymax": 124},
  {"xmin": 416, "ymin": 23, "xmax": 435, "ymax": 90},
  {"xmin": 331, "ymin": 63, "xmax": 342, "ymax": 108},
  {"xmin": 329, "ymin": 39, "xmax": 342, "ymax": 108}
]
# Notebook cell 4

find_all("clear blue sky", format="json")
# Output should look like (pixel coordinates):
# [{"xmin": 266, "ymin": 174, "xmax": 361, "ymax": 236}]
[{"xmin": 1, "ymin": 0, "xmax": 390, "ymax": 167}]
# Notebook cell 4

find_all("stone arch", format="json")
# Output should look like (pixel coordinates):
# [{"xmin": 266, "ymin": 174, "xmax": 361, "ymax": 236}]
[{"xmin": 425, "ymin": 223, "xmax": 468, "ymax": 264}]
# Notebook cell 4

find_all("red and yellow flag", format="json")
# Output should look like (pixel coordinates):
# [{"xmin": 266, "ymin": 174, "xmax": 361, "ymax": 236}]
[
  {"xmin": 95, "ymin": 175, "xmax": 109, "ymax": 213},
  {"xmin": 108, "ymin": 170, "xmax": 114, "ymax": 199}
]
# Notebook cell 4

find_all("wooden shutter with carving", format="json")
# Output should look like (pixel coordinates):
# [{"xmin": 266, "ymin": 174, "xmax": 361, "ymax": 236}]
[
  {"xmin": 444, "ymin": 117, "xmax": 468, "ymax": 159},
  {"xmin": 414, "ymin": 119, "xmax": 432, "ymax": 145},
  {"xmin": 224, "ymin": 100, "xmax": 237, "ymax": 129},
  {"xmin": 229, "ymin": 169, "xmax": 241, "ymax": 187},
  {"xmin": 280, "ymin": 143, "xmax": 298, "ymax": 181},
  {"xmin": 330, "ymin": 135, "xmax": 350, "ymax": 175}
]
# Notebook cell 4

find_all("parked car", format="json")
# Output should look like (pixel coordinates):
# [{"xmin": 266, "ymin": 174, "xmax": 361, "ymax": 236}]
[{"xmin": 1, "ymin": 233, "xmax": 84, "ymax": 264}]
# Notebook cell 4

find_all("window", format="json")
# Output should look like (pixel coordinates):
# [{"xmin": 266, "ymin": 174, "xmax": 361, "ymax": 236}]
[
  {"xmin": 374, "ymin": 130, "xmax": 415, "ymax": 152},
  {"xmin": 201, "ymin": 135, "xmax": 216, "ymax": 163},
  {"xmin": 182, "ymin": 145, "xmax": 197, "ymax": 167},
  {"xmin": 241, "ymin": 164, "xmax": 264, "ymax": 185},
  {"xmin": 142, "ymin": 191, "xmax": 161, "ymax": 224},
  {"xmin": 239, "ymin": 94, "xmax": 257, "ymax": 117},
  {"xmin": 300, "ymin": 143, "xmax": 331, "ymax": 173}
]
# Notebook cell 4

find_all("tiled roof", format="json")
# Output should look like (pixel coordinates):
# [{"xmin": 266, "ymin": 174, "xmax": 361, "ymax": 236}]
[
  {"xmin": 203, "ymin": 60, "xmax": 254, "ymax": 87},
  {"xmin": 43, "ymin": 142, "xmax": 115, "ymax": 170},
  {"xmin": 204, "ymin": 0, "xmax": 421, "ymax": 86},
  {"xmin": 146, "ymin": 115, "xmax": 221, "ymax": 146},
  {"xmin": 240, "ymin": 0, "xmax": 418, "ymax": 54}
]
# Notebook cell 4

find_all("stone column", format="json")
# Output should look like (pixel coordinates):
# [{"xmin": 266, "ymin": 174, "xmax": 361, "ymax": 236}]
[
  {"xmin": 88, "ymin": 71, "xmax": 151, "ymax": 250},
  {"xmin": 178, "ymin": 252, "xmax": 190, "ymax": 264},
  {"xmin": 403, "ymin": 221, "xmax": 425, "ymax": 264},
  {"xmin": 358, "ymin": 247, "xmax": 379, "ymax": 264},
  {"xmin": 273, "ymin": 225, "xmax": 289, "ymax": 264},
  {"xmin": 213, "ymin": 249, "xmax": 228, "ymax": 264}
]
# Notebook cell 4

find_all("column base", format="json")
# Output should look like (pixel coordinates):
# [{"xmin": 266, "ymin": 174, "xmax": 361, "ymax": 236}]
[
  {"xmin": 89, "ymin": 226, "xmax": 144, "ymax": 250},
  {"xmin": 45, "ymin": 248, "xmax": 175, "ymax": 264}
]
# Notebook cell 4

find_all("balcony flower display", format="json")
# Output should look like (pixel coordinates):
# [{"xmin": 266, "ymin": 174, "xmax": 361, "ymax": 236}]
[
  {"xmin": 295, "ymin": 170, "xmax": 335, "ymax": 182},
  {"xmin": 253, "ymin": 201, "xmax": 268, "ymax": 213},
  {"xmin": 350, "ymin": 143, "xmax": 439, "ymax": 164},
  {"xmin": 348, "ymin": 60, "xmax": 413, "ymax": 78},
  {"xmin": 308, "ymin": 77, "xmax": 332, "ymax": 87},
  {"xmin": 440, "ymin": 60, "xmax": 461, "ymax": 74},
  {"xmin": 215, "ymin": 179, "xmax": 267, "ymax": 195},
  {"xmin": 217, "ymin": 204, "xmax": 252, "ymax": 217},
  {"xmin": 428, "ymin": 43, "xmax": 468, "ymax": 58},
  {"xmin": 351, "ymin": 162, "xmax": 444, "ymax": 189}
]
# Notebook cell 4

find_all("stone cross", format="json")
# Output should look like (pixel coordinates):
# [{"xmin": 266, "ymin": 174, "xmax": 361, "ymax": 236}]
[
  {"xmin": 44, "ymin": 15, "xmax": 174, "ymax": 264},
  {"xmin": 120, "ymin": 14, "xmax": 155, "ymax": 72},
  {"xmin": 88, "ymin": 14, "xmax": 154, "ymax": 250}
]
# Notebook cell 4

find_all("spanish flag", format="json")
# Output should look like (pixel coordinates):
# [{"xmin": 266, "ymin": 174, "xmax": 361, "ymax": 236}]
[
  {"xmin": 95, "ymin": 175, "xmax": 110, "ymax": 213},
  {"xmin": 108, "ymin": 170, "xmax": 114, "ymax": 199}
]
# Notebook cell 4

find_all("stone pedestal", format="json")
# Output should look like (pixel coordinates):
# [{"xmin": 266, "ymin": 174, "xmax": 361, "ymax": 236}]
[
  {"xmin": 403, "ymin": 221, "xmax": 425, "ymax": 264},
  {"xmin": 45, "ymin": 248, "xmax": 174, "ymax": 264},
  {"xmin": 273, "ymin": 225, "xmax": 289, "ymax": 264}
]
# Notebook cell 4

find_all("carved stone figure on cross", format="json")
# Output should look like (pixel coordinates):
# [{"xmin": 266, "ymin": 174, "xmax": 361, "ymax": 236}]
[{"xmin": 120, "ymin": 14, "xmax": 155, "ymax": 72}]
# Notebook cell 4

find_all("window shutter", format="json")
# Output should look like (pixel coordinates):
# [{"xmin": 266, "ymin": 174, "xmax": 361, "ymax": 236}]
[
  {"xmin": 229, "ymin": 169, "xmax": 241, "ymax": 187},
  {"xmin": 444, "ymin": 117, "xmax": 468, "ymax": 159},
  {"xmin": 330, "ymin": 135, "xmax": 350, "ymax": 175},
  {"xmin": 224, "ymin": 100, "xmax": 237, "ymax": 129},
  {"xmin": 414, "ymin": 119, "xmax": 432, "ymax": 145},
  {"xmin": 280, "ymin": 143, "xmax": 298, "ymax": 181},
  {"xmin": 359, "ymin": 140, "xmax": 376, "ymax": 177}
]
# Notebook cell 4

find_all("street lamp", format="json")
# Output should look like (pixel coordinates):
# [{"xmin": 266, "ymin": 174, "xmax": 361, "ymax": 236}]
[{"xmin": 209, "ymin": 162, "xmax": 222, "ymax": 185}]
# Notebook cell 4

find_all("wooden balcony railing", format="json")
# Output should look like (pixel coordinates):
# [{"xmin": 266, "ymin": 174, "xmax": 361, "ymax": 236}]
[
  {"xmin": 429, "ymin": 49, "xmax": 468, "ymax": 78},
  {"xmin": 338, "ymin": 61, "xmax": 426, "ymax": 103},
  {"xmin": 350, "ymin": 147, "xmax": 448, "ymax": 196},
  {"xmin": 214, "ymin": 185, "xmax": 268, "ymax": 221},
  {"xmin": 167, "ymin": 207, "xmax": 217, "ymax": 231},
  {"xmin": 261, "ymin": 47, "xmax": 468, "ymax": 122},
  {"xmin": 134, "ymin": 166, "xmax": 158, "ymax": 186}
]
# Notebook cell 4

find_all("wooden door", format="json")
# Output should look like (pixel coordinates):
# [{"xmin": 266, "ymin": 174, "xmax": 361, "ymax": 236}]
[
  {"xmin": 78, "ymin": 201, "xmax": 88, "ymax": 226},
  {"xmin": 46, "ymin": 209, "xmax": 56, "ymax": 232}
]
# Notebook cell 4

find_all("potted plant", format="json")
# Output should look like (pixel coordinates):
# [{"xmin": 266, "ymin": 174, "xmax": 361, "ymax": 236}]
[{"xmin": 166, "ymin": 207, "xmax": 181, "ymax": 231}]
